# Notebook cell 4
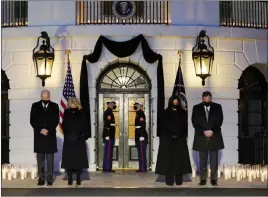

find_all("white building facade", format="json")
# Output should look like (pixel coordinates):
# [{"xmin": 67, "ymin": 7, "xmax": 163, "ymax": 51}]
[{"xmin": 1, "ymin": 1, "xmax": 268, "ymax": 172}]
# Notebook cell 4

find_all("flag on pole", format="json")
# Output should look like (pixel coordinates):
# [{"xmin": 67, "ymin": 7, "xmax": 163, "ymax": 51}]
[
  {"xmin": 172, "ymin": 51, "xmax": 188, "ymax": 111},
  {"xmin": 59, "ymin": 59, "xmax": 76, "ymax": 132}
]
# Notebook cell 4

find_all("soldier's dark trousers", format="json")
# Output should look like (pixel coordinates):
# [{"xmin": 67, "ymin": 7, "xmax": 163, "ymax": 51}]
[
  {"xmin": 137, "ymin": 140, "xmax": 147, "ymax": 172},
  {"xmin": 102, "ymin": 138, "xmax": 115, "ymax": 171}
]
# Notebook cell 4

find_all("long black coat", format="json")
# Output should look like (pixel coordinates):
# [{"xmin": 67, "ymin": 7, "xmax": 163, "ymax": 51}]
[
  {"xmin": 155, "ymin": 104, "xmax": 192, "ymax": 175},
  {"xmin": 192, "ymin": 102, "xmax": 224, "ymax": 151},
  {"xmin": 30, "ymin": 101, "xmax": 59, "ymax": 153},
  {"xmin": 61, "ymin": 108, "xmax": 89, "ymax": 169}
]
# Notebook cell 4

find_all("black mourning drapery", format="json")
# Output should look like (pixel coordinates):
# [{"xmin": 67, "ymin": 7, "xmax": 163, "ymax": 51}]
[{"xmin": 80, "ymin": 34, "xmax": 165, "ymax": 138}]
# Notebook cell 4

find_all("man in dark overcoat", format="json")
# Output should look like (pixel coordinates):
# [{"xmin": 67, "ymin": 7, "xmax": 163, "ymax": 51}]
[
  {"xmin": 192, "ymin": 91, "xmax": 224, "ymax": 186},
  {"xmin": 30, "ymin": 90, "xmax": 59, "ymax": 186}
]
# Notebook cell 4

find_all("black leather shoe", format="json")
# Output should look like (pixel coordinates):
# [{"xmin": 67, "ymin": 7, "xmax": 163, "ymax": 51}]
[
  {"xmin": 37, "ymin": 179, "xmax": 45, "ymax": 186},
  {"xmin": 47, "ymin": 181, "xmax": 53, "ymax": 186},
  {"xmin": 109, "ymin": 170, "xmax": 115, "ymax": 173},
  {"xmin": 76, "ymin": 180, "xmax": 81, "ymax": 186},
  {"xmin": 211, "ymin": 180, "xmax": 218, "ymax": 186},
  {"xmin": 198, "ymin": 180, "xmax": 206, "ymax": 186}
]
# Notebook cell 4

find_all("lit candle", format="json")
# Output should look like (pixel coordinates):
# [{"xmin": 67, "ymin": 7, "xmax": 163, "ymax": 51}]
[
  {"xmin": 236, "ymin": 172, "xmax": 241, "ymax": 181},
  {"xmin": 232, "ymin": 168, "xmax": 236, "ymax": 177},
  {"xmin": 252, "ymin": 170, "xmax": 256, "ymax": 179},
  {"xmin": 31, "ymin": 170, "xmax": 35, "ymax": 180},
  {"xmin": 256, "ymin": 169, "xmax": 260, "ymax": 178},
  {"xmin": 24, "ymin": 169, "xmax": 27, "ymax": 178},
  {"xmin": 218, "ymin": 169, "xmax": 221, "ymax": 179},
  {"xmin": 8, "ymin": 172, "xmax": 12, "ymax": 181},
  {"xmin": 2, "ymin": 168, "xmax": 7, "ymax": 180},
  {"xmin": 248, "ymin": 171, "xmax": 252, "ymax": 182},
  {"xmin": 208, "ymin": 168, "xmax": 211, "ymax": 178},
  {"xmin": 20, "ymin": 169, "xmax": 24, "ymax": 180},
  {"xmin": 242, "ymin": 170, "xmax": 246, "ymax": 179},
  {"xmin": 260, "ymin": 172, "xmax": 265, "ymax": 182}
]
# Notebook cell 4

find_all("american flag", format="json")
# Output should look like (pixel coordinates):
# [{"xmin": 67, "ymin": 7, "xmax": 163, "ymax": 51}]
[{"xmin": 59, "ymin": 62, "xmax": 76, "ymax": 131}]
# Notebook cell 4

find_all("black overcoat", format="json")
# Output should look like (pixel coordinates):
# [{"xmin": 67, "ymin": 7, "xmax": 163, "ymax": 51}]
[
  {"xmin": 61, "ymin": 108, "xmax": 89, "ymax": 169},
  {"xmin": 155, "ymin": 98, "xmax": 192, "ymax": 175},
  {"xmin": 30, "ymin": 101, "xmax": 59, "ymax": 153},
  {"xmin": 191, "ymin": 102, "xmax": 224, "ymax": 151}
]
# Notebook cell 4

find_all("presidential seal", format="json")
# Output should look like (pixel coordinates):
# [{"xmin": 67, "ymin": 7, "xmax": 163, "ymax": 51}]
[
  {"xmin": 179, "ymin": 92, "xmax": 188, "ymax": 111},
  {"xmin": 112, "ymin": 1, "xmax": 136, "ymax": 20}
]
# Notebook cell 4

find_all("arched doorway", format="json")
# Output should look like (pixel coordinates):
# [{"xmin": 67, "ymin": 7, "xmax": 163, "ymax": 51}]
[
  {"xmin": 238, "ymin": 66, "xmax": 268, "ymax": 165},
  {"xmin": 96, "ymin": 63, "xmax": 152, "ymax": 171},
  {"xmin": 1, "ymin": 69, "xmax": 10, "ymax": 164}
]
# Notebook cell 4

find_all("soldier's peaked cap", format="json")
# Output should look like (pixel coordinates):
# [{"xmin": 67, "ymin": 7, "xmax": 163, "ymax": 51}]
[
  {"xmin": 134, "ymin": 101, "xmax": 144, "ymax": 106},
  {"xmin": 106, "ymin": 100, "xmax": 116, "ymax": 104}
]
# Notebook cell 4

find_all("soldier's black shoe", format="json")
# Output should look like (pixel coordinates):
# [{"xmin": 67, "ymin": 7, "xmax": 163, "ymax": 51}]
[
  {"xmin": 37, "ymin": 179, "xmax": 45, "ymax": 186},
  {"xmin": 47, "ymin": 181, "xmax": 53, "ymax": 186},
  {"xmin": 211, "ymin": 180, "xmax": 218, "ymax": 186},
  {"xmin": 198, "ymin": 180, "xmax": 206, "ymax": 186}
]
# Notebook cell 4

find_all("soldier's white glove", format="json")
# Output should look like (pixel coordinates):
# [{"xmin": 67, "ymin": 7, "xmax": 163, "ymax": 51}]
[
  {"xmin": 139, "ymin": 137, "xmax": 145, "ymax": 141},
  {"xmin": 105, "ymin": 136, "xmax": 110, "ymax": 140}
]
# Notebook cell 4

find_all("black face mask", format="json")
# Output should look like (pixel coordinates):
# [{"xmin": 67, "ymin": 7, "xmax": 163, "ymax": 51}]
[
  {"xmin": 113, "ymin": 105, "xmax": 116, "ymax": 110},
  {"xmin": 70, "ymin": 107, "xmax": 79, "ymax": 111},
  {"xmin": 133, "ymin": 106, "xmax": 138, "ymax": 110},
  {"xmin": 172, "ymin": 104, "xmax": 178, "ymax": 109},
  {"xmin": 203, "ymin": 102, "xmax": 211, "ymax": 107},
  {"xmin": 42, "ymin": 100, "xmax": 50, "ymax": 105}
]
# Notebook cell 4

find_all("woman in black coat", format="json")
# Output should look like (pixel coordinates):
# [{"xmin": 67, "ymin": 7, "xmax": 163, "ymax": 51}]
[
  {"xmin": 155, "ymin": 95, "xmax": 192, "ymax": 186},
  {"xmin": 61, "ymin": 97, "xmax": 89, "ymax": 186}
]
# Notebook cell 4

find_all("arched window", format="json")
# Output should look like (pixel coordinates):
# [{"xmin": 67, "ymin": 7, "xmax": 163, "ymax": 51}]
[
  {"xmin": 97, "ymin": 63, "xmax": 151, "ymax": 92},
  {"xmin": 238, "ymin": 66, "xmax": 268, "ymax": 165}
]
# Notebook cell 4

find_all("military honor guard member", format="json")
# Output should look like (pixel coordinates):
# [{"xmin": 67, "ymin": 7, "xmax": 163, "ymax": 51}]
[
  {"xmin": 102, "ymin": 100, "xmax": 116, "ymax": 172},
  {"xmin": 134, "ymin": 101, "xmax": 148, "ymax": 172}
]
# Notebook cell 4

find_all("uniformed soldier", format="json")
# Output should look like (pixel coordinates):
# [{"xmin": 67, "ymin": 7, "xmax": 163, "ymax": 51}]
[
  {"xmin": 102, "ymin": 100, "xmax": 116, "ymax": 172},
  {"xmin": 134, "ymin": 101, "xmax": 148, "ymax": 172}
]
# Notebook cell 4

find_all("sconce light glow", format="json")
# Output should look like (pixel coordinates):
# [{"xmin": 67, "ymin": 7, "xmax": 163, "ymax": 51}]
[
  {"xmin": 32, "ymin": 31, "xmax": 55, "ymax": 87},
  {"xmin": 192, "ymin": 30, "xmax": 214, "ymax": 86}
]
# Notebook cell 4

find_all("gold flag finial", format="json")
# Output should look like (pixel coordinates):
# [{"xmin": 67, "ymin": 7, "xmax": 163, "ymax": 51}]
[
  {"xmin": 65, "ymin": 50, "xmax": 71, "ymax": 63},
  {"xmin": 178, "ymin": 50, "xmax": 183, "ymax": 63}
]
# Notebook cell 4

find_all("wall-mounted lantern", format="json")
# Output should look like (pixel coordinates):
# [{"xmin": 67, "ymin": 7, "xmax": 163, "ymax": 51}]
[
  {"xmin": 32, "ymin": 31, "xmax": 55, "ymax": 87},
  {"xmin": 192, "ymin": 30, "xmax": 214, "ymax": 86}
]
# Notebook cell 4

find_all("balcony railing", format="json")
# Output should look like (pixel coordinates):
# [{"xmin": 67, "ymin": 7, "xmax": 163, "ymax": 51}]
[
  {"xmin": 76, "ymin": 0, "xmax": 170, "ymax": 25},
  {"xmin": 220, "ymin": 1, "xmax": 268, "ymax": 29},
  {"xmin": 1, "ymin": 1, "xmax": 28, "ymax": 27}
]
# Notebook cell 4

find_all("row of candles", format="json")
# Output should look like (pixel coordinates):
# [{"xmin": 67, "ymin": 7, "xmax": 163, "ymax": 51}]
[
  {"xmin": 2, "ymin": 164, "xmax": 38, "ymax": 181},
  {"xmin": 2, "ymin": 164, "xmax": 267, "ymax": 182},
  {"xmin": 191, "ymin": 164, "xmax": 267, "ymax": 182}
]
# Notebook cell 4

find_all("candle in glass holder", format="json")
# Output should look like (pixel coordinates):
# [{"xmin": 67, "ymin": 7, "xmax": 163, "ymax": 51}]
[
  {"xmin": 192, "ymin": 169, "xmax": 196, "ymax": 178},
  {"xmin": 260, "ymin": 172, "xmax": 265, "ymax": 182},
  {"xmin": 232, "ymin": 168, "xmax": 236, "ymax": 177},
  {"xmin": 248, "ymin": 171, "xmax": 252, "ymax": 182},
  {"xmin": 236, "ymin": 172, "xmax": 241, "ymax": 181},
  {"xmin": 252, "ymin": 170, "xmax": 256, "ymax": 179},
  {"xmin": 31, "ymin": 170, "xmax": 35, "ymax": 180},
  {"xmin": 20, "ymin": 169, "xmax": 24, "ymax": 180},
  {"xmin": 218, "ymin": 169, "xmax": 221, "ymax": 179},
  {"xmin": 7, "ymin": 172, "xmax": 12, "ymax": 181},
  {"xmin": 2, "ymin": 168, "xmax": 7, "ymax": 180}
]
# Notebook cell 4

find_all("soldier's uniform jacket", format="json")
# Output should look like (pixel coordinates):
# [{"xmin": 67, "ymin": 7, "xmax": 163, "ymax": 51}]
[
  {"xmin": 103, "ymin": 108, "xmax": 115, "ymax": 141},
  {"xmin": 135, "ymin": 110, "xmax": 148, "ymax": 144}
]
